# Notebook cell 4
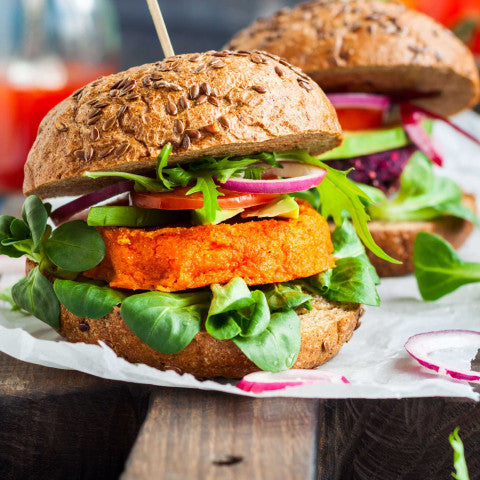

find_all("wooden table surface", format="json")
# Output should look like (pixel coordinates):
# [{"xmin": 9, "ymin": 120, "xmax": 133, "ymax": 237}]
[{"xmin": 2, "ymin": 352, "xmax": 480, "ymax": 479}]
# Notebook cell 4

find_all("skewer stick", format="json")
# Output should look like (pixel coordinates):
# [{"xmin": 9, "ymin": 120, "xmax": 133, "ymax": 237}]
[{"xmin": 145, "ymin": 0, "xmax": 175, "ymax": 58}]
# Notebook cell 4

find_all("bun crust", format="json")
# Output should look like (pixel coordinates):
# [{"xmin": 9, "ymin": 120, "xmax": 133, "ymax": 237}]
[
  {"xmin": 227, "ymin": 0, "xmax": 480, "ymax": 116},
  {"xmin": 366, "ymin": 193, "xmax": 476, "ymax": 277},
  {"xmin": 24, "ymin": 51, "xmax": 342, "ymax": 198},
  {"xmin": 58, "ymin": 296, "xmax": 363, "ymax": 379}
]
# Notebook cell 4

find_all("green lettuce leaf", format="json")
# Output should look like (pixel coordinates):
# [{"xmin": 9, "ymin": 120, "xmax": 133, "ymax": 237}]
[
  {"xmin": 414, "ymin": 232, "xmax": 480, "ymax": 301},
  {"xmin": 54, "ymin": 279, "xmax": 126, "ymax": 319},
  {"xmin": 367, "ymin": 152, "xmax": 479, "ymax": 226},
  {"xmin": 450, "ymin": 428, "xmax": 470, "ymax": 480},
  {"xmin": 265, "ymin": 283, "xmax": 313, "ymax": 311},
  {"xmin": 121, "ymin": 291, "xmax": 210, "ymax": 354}
]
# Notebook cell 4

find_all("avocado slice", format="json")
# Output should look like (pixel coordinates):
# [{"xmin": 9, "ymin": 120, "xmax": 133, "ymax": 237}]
[
  {"xmin": 87, "ymin": 206, "xmax": 177, "ymax": 227},
  {"xmin": 192, "ymin": 208, "xmax": 243, "ymax": 225},
  {"xmin": 243, "ymin": 196, "xmax": 299, "ymax": 219},
  {"xmin": 318, "ymin": 120, "xmax": 433, "ymax": 160}
]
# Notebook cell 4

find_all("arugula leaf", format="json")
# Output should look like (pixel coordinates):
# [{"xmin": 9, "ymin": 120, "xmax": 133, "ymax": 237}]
[
  {"xmin": 156, "ymin": 143, "xmax": 174, "ymax": 189},
  {"xmin": 265, "ymin": 283, "xmax": 312, "ymax": 311},
  {"xmin": 11, "ymin": 267, "xmax": 60, "ymax": 328},
  {"xmin": 121, "ymin": 291, "xmax": 209, "ymax": 354},
  {"xmin": 54, "ymin": 279, "xmax": 126, "ymax": 319},
  {"xmin": 44, "ymin": 220, "xmax": 105, "ymax": 271},
  {"xmin": 367, "ymin": 152, "xmax": 479, "ymax": 226},
  {"xmin": 233, "ymin": 310, "xmax": 301, "ymax": 372},
  {"xmin": 291, "ymin": 188, "xmax": 321, "ymax": 210},
  {"xmin": 278, "ymin": 150, "xmax": 399, "ymax": 263},
  {"xmin": 22, "ymin": 195, "xmax": 48, "ymax": 248},
  {"xmin": 450, "ymin": 428, "xmax": 470, "ymax": 480},
  {"xmin": 187, "ymin": 176, "xmax": 223, "ymax": 224},
  {"xmin": 414, "ymin": 232, "xmax": 480, "ymax": 301},
  {"xmin": 84, "ymin": 171, "xmax": 167, "ymax": 192}
]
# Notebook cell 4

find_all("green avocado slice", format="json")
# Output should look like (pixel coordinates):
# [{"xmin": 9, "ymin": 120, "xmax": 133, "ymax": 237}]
[{"xmin": 318, "ymin": 120, "xmax": 433, "ymax": 160}]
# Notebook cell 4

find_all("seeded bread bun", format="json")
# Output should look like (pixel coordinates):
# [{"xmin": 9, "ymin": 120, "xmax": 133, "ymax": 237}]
[
  {"xmin": 366, "ymin": 193, "xmax": 476, "ymax": 277},
  {"xmin": 24, "ymin": 51, "xmax": 342, "ymax": 198},
  {"xmin": 58, "ymin": 296, "xmax": 363, "ymax": 379},
  {"xmin": 226, "ymin": 0, "xmax": 480, "ymax": 116}
]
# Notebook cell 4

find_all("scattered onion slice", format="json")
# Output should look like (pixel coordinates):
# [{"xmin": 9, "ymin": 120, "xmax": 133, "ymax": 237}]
[
  {"xmin": 405, "ymin": 330, "xmax": 480, "ymax": 382},
  {"xmin": 221, "ymin": 161, "xmax": 326, "ymax": 194},
  {"xmin": 400, "ymin": 103, "xmax": 443, "ymax": 166},
  {"xmin": 237, "ymin": 370, "xmax": 350, "ymax": 393},
  {"xmin": 403, "ymin": 102, "xmax": 480, "ymax": 147},
  {"xmin": 50, "ymin": 181, "xmax": 133, "ymax": 226},
  {"xmin": 327, "ymin": 93, "xmax": 391, "ymax": 111}
]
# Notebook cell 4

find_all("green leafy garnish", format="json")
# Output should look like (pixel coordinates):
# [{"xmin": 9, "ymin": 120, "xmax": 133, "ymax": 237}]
[
  {"xmin": 414, "ymin": 232, "xmax": 480, "ymax": 301},
  {"xmin": 277, "ymin": 150, "xmax": 399, "ymax": 263},
  {"xmin": 0, "ymin": 286, "xmax": 22, "ymax": 311},
  {"xmin": 83, "ymin": 171, "xmax": 168, "ymax": 192},
  {"xmin": 44, "ymin": 220, "xmax": 105, "ymax": 272},
  {"xmin": 11, "ymin": 267, "xmax": 60, "ymax": 328},
  {"xmin": 265, "ymin": 283, "xmax": 313, "ymax": 311},
  {"xmin": 54, "ymin": 279, "xmax": 126, "ymax": 319},
  {"xmin": 450, "ymin": 428, "xmax": 470, "ymax": 480},
  {"xmin": 366, "ymin": 152, "xmax": 479, "ymax": 225},
  {"xmin": 233, "ymin": 310, "xmax": 301, "ymax": 372},
  {"xmin": 121, "ymin": 291, "xmax": 210, "ymax": 354},
  {"xmin": 186, "ymin": 175, "xmax": 223, "ymax": 224},
  {"xmin": 302, "ymin": 220, "xmax": 380, "ymax": 306}
]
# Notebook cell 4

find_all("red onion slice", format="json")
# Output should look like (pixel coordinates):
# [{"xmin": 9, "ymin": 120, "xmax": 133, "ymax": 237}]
[
  {"xmin": 400, "ymin": 103, "xmax": 443, "ymax": 166},
  {"xmin": 403, "ymin": 102, "xmax": 480, "ymax": 147},
  {"xmin": 237, "ymin": 370, "xmax": 349, "ymax": 393},
  {"xmin": 50, "ymin": 181, "xmax": 133, "ymax": 226},
  {"xmin": 405, "ymin": 330, "xmax": 480, "ymax": 381},
  {"xmin": 327, "ymin": 93, "xmax": 391, "ymax": 111},
  {"xmin": 222, "ymin": 161, "xmax": 326, "ymax": 194}
]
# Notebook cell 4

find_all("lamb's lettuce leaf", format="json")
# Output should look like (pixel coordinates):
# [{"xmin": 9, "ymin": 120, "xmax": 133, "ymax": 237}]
[
  {"xmin": 366, "ymin": 152, "xmax": 479, "ymax": 226},
  {"xmin": 414, "ymin": 232, "xmax": 480, "ymax": 301}
]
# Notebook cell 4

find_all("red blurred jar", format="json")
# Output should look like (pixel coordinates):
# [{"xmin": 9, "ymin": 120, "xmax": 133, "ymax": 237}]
[{"xmin": 0, "ymin": 0, "xmax": 121, "ymax": 193}]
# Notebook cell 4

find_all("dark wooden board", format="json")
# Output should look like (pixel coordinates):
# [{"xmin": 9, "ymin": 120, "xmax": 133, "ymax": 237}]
[
  {"xmin": 0, "ymin": 352, "xmax": 151, "ymax": 480},
  {"xmin": 2, "ymin": 349, "xmax": 480, "ymax": 480}
]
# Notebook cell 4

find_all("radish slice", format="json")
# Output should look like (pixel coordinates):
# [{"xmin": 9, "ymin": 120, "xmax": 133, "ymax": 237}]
[
  {"xmin": 50, "ymin": 181, "xmax": 133, "ymax": 225},
  {"xmin": 403, "ymin": 102, "xmax": 480, "ymax": 147},
  {"xmin": 400, "ymin": 103, "xmax": 443, "ymax": 166},
  {"xmin": 327, "ymin": 93, "xmax": 391, "ymax": 111},
  {"xmin": 237, "ymin": 370, "xmax": 350, "ymax": 393},
  {"xmin": 222, "ymin": 161, "xmax": 326, "ymax": 194},
  {"xmin": 405, "ymin": 330, "xmax": 480, "ymax": 381}
]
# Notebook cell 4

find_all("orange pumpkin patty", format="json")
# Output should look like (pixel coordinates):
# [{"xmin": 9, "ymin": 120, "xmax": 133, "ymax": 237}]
[{"xmin": 85, "ymin": 201, "xmax": 335, "ymax": 292}]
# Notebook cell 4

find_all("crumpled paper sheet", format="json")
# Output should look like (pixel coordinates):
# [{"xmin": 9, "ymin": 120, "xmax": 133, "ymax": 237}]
[{"xmin": 0, "ymin": 111, "xmax": 479, "ymax": 399}]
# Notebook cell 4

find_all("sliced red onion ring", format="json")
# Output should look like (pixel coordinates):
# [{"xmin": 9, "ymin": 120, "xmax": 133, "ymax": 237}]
[
  {"xmin": 237, "ymin": 369, "xmax": 349, "ymax": 393},
  {"xmin": 222, "ymin": 161, "xmax": 326, "ymax": 194},
  {"xmin": 327, "ymin": 93, "xmax": 391, "ymax": 111},
  {"xmin": 400, "ymin": 103, "xmax": 443, "ymax": 166},
  {"xmin": 403, "ymin": 102, "xmax": 480, "ymax": 147},
  {"xmin": 405, "ymin": 330, "xmax": 480, "ymax": 382},
  {"xmin": 50, "ymin": 181, "xmax": 133, "ymax": 226}
]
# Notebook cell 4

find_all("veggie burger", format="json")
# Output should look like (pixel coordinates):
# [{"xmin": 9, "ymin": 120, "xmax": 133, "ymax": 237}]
[
  {"xmin": 2, "ymin": 51, "xmax": 391, "ymax": 378},
  {"xmin": 227, "ymin": 0, "xmax": 480, "ymax": 277}
]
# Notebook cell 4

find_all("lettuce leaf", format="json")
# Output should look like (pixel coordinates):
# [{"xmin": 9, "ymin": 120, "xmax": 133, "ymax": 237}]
[
  {"xmin": 366, "ymin": 152, "xmax": 479, "ymax": 226},
  {"xmin": 450, "ymin": 428, "xmax": 470, "ymax": 480},
  {"xmin": 414, "ymin": 232, "xmax": 480, "ymax": 301}
]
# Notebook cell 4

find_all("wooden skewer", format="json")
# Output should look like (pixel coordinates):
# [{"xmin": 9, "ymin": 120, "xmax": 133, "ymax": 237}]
[{"xmin": 145, "ymin": 0, "xmax": 175, "ymax": 58}]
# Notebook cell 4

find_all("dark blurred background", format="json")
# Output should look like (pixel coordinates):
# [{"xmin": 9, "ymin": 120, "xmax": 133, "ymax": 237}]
[{"xmin": 116, "ymin": 0, "xmax": 299, "ymax": 68}]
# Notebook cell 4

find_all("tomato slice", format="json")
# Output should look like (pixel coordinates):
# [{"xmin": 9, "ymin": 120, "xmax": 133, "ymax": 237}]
[
  {"xmin": 336, "ymin": 108, "xmax": 384, "ymax": 131},
  {"xmin": 132, "ymin": 187, "xmax": 279, "ymax": 210}
]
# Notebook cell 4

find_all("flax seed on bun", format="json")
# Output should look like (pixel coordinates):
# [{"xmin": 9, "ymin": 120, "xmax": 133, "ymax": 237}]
[
  {"xmin": 226, "ymin": 0, "xmax": 480, "ymax": 116},
  {"xmin": 23, "ymin": 51, "xmax": 342, "ymax": 198}
]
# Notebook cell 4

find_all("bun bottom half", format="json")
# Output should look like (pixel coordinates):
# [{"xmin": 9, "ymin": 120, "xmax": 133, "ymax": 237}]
[
  {"xmin": 59, "ymin": 296, "xmax": 363, "ymax": 379},
  {"xmin": 366, "ymin": 193, "xmax": 476, "ymax": 277}
]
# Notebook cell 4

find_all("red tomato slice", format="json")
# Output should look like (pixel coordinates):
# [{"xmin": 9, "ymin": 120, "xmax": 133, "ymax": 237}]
[
  {"xmin": 132, "ymin": 187, "xmax": 279, "ymax": 210},
  {"xmin": 336, "ymin": 108, "xmax": 385, "ymax": 131}
]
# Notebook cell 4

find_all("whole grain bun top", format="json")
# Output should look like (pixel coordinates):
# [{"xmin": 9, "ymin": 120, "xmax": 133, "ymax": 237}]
[
  {"xmin": 24, "ymin": 50, "xmax": 342, "ymax": 198},
  {"xmin": 226, "ymin": 0, "xmax": 480, "ymax": 116}
]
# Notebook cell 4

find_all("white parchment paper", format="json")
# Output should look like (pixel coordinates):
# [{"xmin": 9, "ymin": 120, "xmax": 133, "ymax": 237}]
[{"xmin": 0, "ymin": 111, "xmax": 479, "ymax": 399}]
